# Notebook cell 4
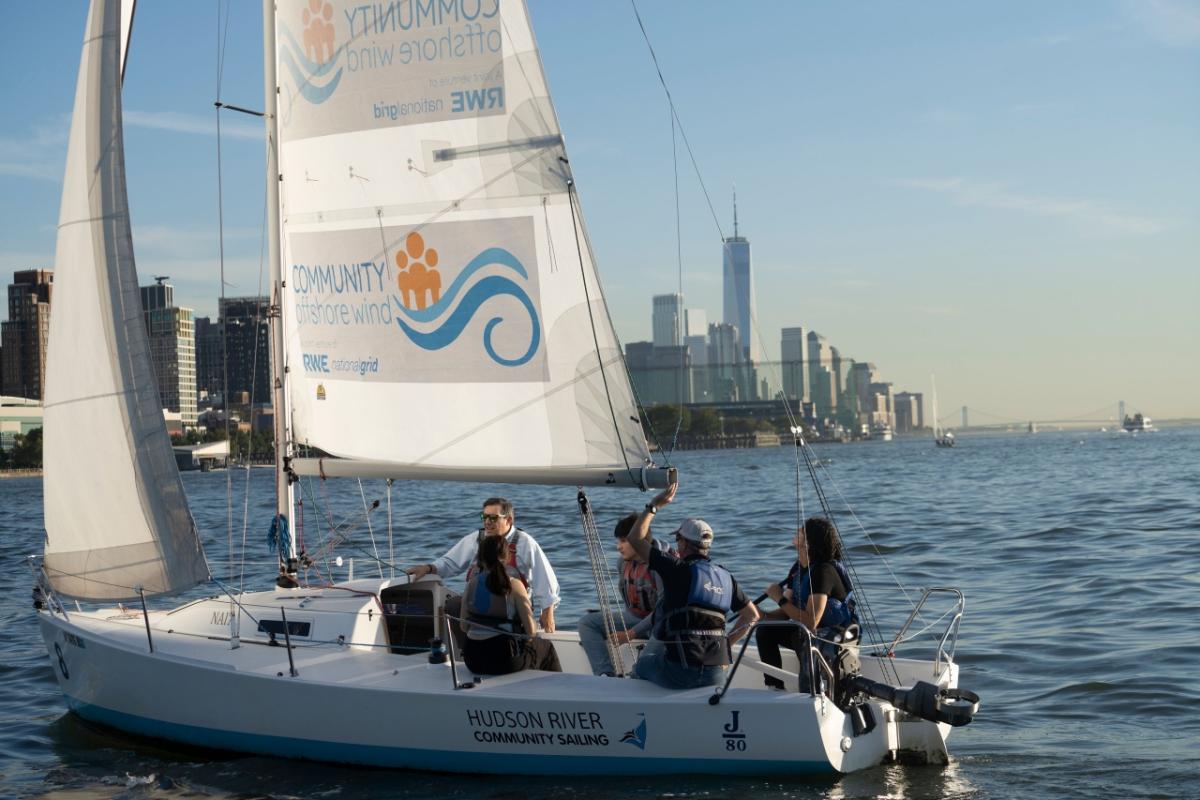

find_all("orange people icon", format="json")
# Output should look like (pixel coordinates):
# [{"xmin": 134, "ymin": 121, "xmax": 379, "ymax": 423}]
[
  {"xmin": 302, "ymin": 0, "xmax": 335, "ymax": 65},
  {"xmin": 396, "ymin": 232, "xmax": 442, "ymax": 311}
]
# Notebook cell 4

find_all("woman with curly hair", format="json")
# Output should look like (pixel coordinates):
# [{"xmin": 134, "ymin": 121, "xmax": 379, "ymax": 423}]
[{"xmin": 756, "ymin": 516, "xmax": 856, "ymax": 689}]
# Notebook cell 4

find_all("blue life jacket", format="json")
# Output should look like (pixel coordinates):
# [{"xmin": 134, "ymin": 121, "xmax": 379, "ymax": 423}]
[
  {"xmin": 465, "ymin": 575, "xmax": 518, "ymax": 640},
  {"xmin": 658, "ymin": 558, "xmax": 734, "ymax": 639},
  {"xmin": 791, "ymin": 560, "xmax": 857, "ymax": 629}
]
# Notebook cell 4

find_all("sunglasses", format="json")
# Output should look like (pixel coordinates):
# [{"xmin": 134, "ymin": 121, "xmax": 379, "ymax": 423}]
[{"xmin": 480, "ymin": 512, "xmax": 506, "ymax": 523}]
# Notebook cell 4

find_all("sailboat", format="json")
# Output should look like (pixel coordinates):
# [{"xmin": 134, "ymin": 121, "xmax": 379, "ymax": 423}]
[
  {"xmin": 931, "ymin": 376, "xmax": 955, "ymax": 448},
  {"xmin": 35, "ymin": 0, "xmax": 976, "ymax": 775}
]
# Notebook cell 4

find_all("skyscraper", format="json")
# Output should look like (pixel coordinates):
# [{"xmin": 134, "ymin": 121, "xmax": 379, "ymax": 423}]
[
  {"xmin": 1, "ymin": 269, "xmax": 53, "ymax": 400},
  {"xmin": 140, "ymin": 279, "xmax": 197, "ymax": 427},
  {"xmin": 830, "ymin": 346, "xmax": 844, "ymax": 409},
  {"xmin": 707, "ymin": 322, "xmax": 742, "ymax": 402},
  {"xmin": 807, "ymin": 331, "xmax": 836, "ymax": 417},
  {"xmin": 722, "ymin": 191, "xmax": 760, "ymax": 362},
  {"xmin": 894, "ymin": 392, "xmax": 924, "ymax": 432},
  {"xmin": 780, "ymin": 326, "xmax": 808, "ymax": 402},
  {"xmin": 195, "ymin": 298, "xmax": 270, "ymax": 408},
  {"xmin": 652, "ymin": 293, "xmax": 683, "ymax": 348},
  {"xmin": 683, "ymin": 308, "xmax": 708, "ymax": 367},
  {"xmin": 194, "ymin": 315, "xmax": 222, "ymax": 402},
  {"xmin": 868, "ymin": 381, "xmax": 895, "ymax": 430},
  {"xmin": 217, "ymin": 297, "xmax": 271, "ymax": 404}
]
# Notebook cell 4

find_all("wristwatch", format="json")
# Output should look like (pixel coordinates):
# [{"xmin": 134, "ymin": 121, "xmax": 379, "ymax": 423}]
[{"xmin": 644, "ymin": 504, "xmax": 657, "ymax": 515}]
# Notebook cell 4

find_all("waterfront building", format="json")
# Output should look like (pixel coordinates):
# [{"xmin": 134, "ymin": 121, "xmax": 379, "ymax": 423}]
[
  {"xmin": 0, "ymin": 395, "xmax": 43, "ymax": 452},
  {"xmin": 707, "ymin": 322, "xmax": 744, "ymax": 402},
  {"xmin": 894, "ymin": 391, "xmax": 923, "ymax": 432},
  {"xmin": 625, "ymin": 340, "xmax": 691, "ymax": 406},
  {"xmin": 218, "ymin": 297, "xmax": 271, "ymax": 406},
  {"xmin": 649, "ymin": 345, "xmax": 692, "ymax": 405},
  {"xmin": 139, "ymin": 279, "xmax": 197, "ymax": 427},
  {"xmin": 807, "ymin": 331, "xmax": 836, "ymax": 417},
  {"xmin": 1, "ymin": 269, "xmax": 53, "ymax": 400},
  {"xmin": 722, "ymin": 193, "xmax": 760, "ymax": 363},
  {"xmin": 652, "ymin": 293, "xmax": 683, "ymax": 348},
  {"xmin": 684, "ymin": 308, "xmax": 708, "ymax": 366},
  {"xmin": 868, "ymin": 381, "xmax": 895, "ymax": 430},
  {"xmin": 220, "ymin": 297, "xmax": 271, "ymax": 404},
  {"xmin": 684, "ymin": 333, "xmax": 708, "ymax": 369},
  {"xmin": 830, "ymin": 346, "xmax": 844, "ymax": 408},
  {"xmin": 194, "ymin": 315, "xmax": 221, "ymax": 404},
  {"xmin": 850, "ymin": 362, "xmax": 877, "ymax": 420},
  {"xmin": 625, "ymin": 340, "xmax": 655, "ymax": 404},
  {"xmin": 781, "ymin": 326, "xmax": 808, "ymax": 403}
]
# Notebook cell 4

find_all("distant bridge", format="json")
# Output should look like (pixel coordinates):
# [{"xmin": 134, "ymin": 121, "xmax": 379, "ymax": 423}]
[
  {"xmin": 645, "ymin": 399, "xmax": 1145, "ymax": 433},
  {"xmin": 940, "ymin": 402, "xmax": 1141, "ymax": 431}
]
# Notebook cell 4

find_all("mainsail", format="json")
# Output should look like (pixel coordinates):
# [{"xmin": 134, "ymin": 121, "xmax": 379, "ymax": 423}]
[
  {"xmin": 42, "ymin": 0, "xmax": 209, "ymax": 600},
  {"xmin": 274, "ymin": 0, "xmax": 661, "ymax": 487}
]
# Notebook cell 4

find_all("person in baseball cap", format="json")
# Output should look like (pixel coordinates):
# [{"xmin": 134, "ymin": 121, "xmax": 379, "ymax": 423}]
[
  {"xmin": 623, "ymin": 471, "xmax": 759, "ymax": 689},
  {"xmin": 674, "ymin": 518, "xmax": 714, "ymax": 550}
]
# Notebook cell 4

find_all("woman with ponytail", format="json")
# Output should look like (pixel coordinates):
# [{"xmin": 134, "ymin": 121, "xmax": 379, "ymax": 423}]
[{"xmin": 461, "ymin": 534, "xmax": 561, "ymax": 675}]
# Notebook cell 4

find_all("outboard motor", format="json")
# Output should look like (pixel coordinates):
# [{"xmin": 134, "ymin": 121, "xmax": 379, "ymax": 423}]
[{"xmin": 846, "ymin": 675, "xmax": 980, "ymax": 727}]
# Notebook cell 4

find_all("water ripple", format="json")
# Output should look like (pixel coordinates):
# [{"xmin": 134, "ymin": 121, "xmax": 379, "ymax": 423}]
[{"xmin": 2, "ymin": 427, "xmax": 1198, "ymax": 798}]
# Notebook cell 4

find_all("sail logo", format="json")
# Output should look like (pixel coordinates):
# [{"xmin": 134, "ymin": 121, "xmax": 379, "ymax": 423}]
[
  {"xmin": 620, "ymin": 713, "xmax": 647, "ymax": 750},
  {"xmin": 278, "ymin": 1, "xmax": 345, "ymax": 105},
  {"xmin": 391, "ymin": 232, "xmax": 540, "ymax": 368}
]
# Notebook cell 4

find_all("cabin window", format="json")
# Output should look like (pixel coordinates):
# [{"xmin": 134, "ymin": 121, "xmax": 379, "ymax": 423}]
[{"xmin": 258, "ymin": 619, "xmax": 311, "ymax": 638}]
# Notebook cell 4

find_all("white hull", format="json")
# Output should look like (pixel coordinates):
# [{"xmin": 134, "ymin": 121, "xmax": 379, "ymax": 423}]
[{"xmin": 38, "ymin": 580, "xmax": 955, "ymax": 775}]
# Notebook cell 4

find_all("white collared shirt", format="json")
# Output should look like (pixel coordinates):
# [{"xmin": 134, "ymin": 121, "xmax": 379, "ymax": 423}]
[{"xmin": 430, "ymin": 527, "xmax": 561, "ymax": 612}]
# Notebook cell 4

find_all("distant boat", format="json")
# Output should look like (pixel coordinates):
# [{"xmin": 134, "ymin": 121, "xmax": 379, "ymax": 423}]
[
  {"xmin": 931, "ymin": 375, "xmax": 955, "ymax": 447},
  {"xmin": 1123, "ymin": 413, "xmax": 1155, "ymax": 432},
  {"xmin": 870, "ymin": 422, "xmax": 894, "ymax": 442}
]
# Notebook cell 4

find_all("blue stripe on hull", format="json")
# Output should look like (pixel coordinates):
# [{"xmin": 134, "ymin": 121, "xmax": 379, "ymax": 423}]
[{"xmin": 66, "ymin": 697, "xmax": 834, "ymax": 776}]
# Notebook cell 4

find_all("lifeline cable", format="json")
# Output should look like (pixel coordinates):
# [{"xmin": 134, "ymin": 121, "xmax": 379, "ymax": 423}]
[{"xmin": 795, "ymin": 437, "xmax": 900, "ymax": 685}]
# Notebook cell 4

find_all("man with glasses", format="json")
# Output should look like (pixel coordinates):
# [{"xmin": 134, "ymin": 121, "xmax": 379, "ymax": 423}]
[
  {"xmin": 406, "ymin": 497, "xmax": 560, "ymax": 633},
  {"xmin": 625, "ymin": 474, "xmax": 759, "ymax": 689}
]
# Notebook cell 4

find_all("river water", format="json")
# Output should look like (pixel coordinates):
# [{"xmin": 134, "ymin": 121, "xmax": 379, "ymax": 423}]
[{"xmin": 2, "ymin": 427, "xmax": 1197, "ymax": 799}]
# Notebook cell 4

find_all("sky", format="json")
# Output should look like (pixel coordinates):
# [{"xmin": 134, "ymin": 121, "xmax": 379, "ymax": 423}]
[{"xmin": 1, "ymin": 1, "xmax": 1197, "ymax": 422}]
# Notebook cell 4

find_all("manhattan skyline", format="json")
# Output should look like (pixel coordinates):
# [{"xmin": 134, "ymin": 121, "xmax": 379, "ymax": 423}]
[{"xmin": 0, "ymin": 2, "xmax": 1196, "ymax": 420}]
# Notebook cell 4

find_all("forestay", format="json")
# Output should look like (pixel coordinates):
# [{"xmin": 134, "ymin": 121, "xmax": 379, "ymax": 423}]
[
  {"xmin": 42, "ymin": 0, "xmax": 208, "ymax": 599},
  {"xmin": 274, "ymin": 0, "xmax": 659, "ymax": 487}
]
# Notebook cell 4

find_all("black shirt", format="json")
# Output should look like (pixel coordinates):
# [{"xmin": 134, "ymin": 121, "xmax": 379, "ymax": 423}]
[{"xmin": 783, "ymin": 560, "xmax": 849, "ymax": 604}]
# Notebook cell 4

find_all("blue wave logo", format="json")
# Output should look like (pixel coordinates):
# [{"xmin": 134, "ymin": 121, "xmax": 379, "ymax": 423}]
[
  {"xmin": 392, "ymin": 247, "xmax": 541, "ymax": 368},
  {"xmin": 277, "ymin": 12, "xmax": 344, "ymax": 106}
]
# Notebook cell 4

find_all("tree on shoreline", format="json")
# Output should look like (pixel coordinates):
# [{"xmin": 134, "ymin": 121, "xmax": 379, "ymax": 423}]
[{"xmin": 7, "ymin": 427, "xmax": 43, "ymax": 469}]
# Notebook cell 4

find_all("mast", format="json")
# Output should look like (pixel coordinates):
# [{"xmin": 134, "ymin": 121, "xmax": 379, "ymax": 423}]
[
  {"xmin": 931, "ymin": 374, "xmax": 939, "ymax": 440},
  {"xmin": 263, "ymin": 0, "xmax": 297, "ymax": 579}
]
